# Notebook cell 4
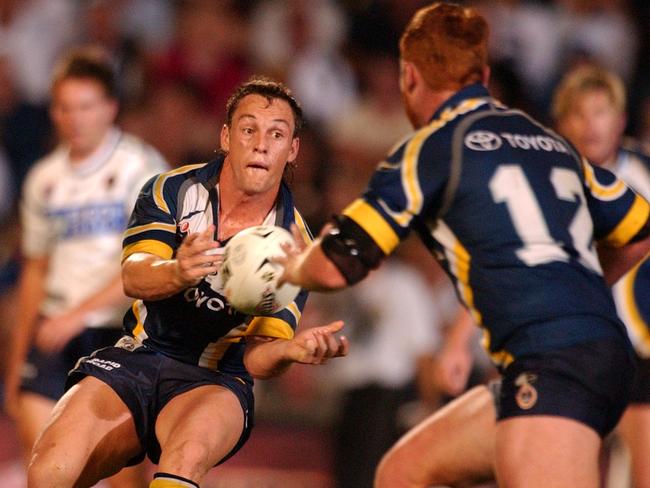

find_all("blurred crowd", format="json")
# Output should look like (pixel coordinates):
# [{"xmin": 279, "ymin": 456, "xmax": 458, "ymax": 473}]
[{"xmin": 0, "ymin": 0, "xmax": 649, "ymax": 486}]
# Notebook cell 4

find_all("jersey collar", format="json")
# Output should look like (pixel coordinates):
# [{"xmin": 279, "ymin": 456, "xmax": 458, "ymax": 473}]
[{"xmin": 428, "ymin": 83, "xmax": 492, "ymax": 123}]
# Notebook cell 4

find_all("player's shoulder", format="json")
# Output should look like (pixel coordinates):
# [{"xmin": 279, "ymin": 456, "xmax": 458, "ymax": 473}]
[
  {"xmin": 620, "ymin": 137, "xmax": 650, "ymax": 168},
  {"xmin": 23, "ymin": 146, "xmax": 68, "ymax": 190},
  {"xmin": 115, "ymin": 131, "xmax": 168, "ymax": 169}
]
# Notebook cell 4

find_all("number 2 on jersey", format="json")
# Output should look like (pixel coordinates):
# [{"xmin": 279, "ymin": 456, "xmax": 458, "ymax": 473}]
[{"xmin": 489, "ymin": 164, "xmax": 601, "ymax": 271}]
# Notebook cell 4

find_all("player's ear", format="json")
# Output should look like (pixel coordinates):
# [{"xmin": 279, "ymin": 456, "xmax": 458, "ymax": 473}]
[
  {"xmin": 287, "ymin": 137, "xmax": 299, "ymax": 164},
  {"xmin": 400, "ymin": 60, "xmax": 418, "ymax": 96},
  {"xmin": 220, "ymin": 124, "xmax": 230, "ymax": 152}
]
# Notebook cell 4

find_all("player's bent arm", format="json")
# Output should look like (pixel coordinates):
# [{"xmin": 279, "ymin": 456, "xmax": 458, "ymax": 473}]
[
  {"xmin": 598, "ymin": 234, "xmax": 650, "ymax": 286},
  {"xmin": 285, "ymin": 238, "xmax": 348, "ymax": 292},
  {"xmin": 122, "ymin": 226, "xmax": 220, "ymax": 300},
  {"xmin": 283, "ymin": 217, "xmax": 386, "ymax": 291},
  {"xmin": 122, "ymin": 252, "xmax": 195, "ymax": 301},
  {"xmin": 4, "ymin": 256, "xmax": 48, "ymax": 415},
  {"xmin": 243, "ymin": 320, "xmax": 348, "ymax": 379},
  {"xmin": 598, "ymin": 213, "xmax": 650, "ymax": 285}
]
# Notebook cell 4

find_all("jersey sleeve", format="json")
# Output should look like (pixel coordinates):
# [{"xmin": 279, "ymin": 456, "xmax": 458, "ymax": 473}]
[
  {"xmin": 342, "ymin": 129, "xmax": 451, "ymax": 256},
  {"xmin": 121, "ymin": 173, "xmax": 178, "ymax": 261},
  {"xmin": 20, "ymin": 169, "xmax": 54, "ymax": 258},
  {"xmin": 584, "ymin": 160, "xmax": 650, "ymax": 246}
]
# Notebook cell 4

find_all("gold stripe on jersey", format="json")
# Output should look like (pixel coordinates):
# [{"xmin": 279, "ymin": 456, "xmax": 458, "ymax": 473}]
[
  {"xmin": 293, "ymin": 209, "xmax": 313, "ymax": 244},
  {"xmin": 123, "ymin": 222, "xmax": 177, "ymax": 239},
  {"xmin": 286, "ymin": 301, "xmax": 302, "ymax": 323},
  {"xmin": 583, "ymin": 159, "xmax": 627, "ymax": 201},
  {"xmin": 199, "ymin": 338, "xmax": 241, "ymax": 370},
  {"xmin": 621, "ymin": 263, "xmax": 650, "ymax": 352},
  {"xmin": 343, "ymin": 199, "xmax": 400, "ymax": 255},
  {"xmin": 602, "ymin": 194, "xmax": 650, "ymax": 247},
  {"xmin": 153, "ymin": 163, "xmax": 206, "ymax": 213},
  {"xmin": 131, "ymin": 300, "xmax": 148, "ymax": 342},
  {"xmin": 245, "ymin": 316, "xmax": 294, "ymax": 339},
  {"xmin": 122, "ymin": 240, "xmax": 174, "ymax": 262},
  {"xmin": 433, "ymin": 220, "xmax": 513, "ymax": 366},
  {"xmin": 389, "ymin": 98, "xmax": 489, "ymax": 227}
]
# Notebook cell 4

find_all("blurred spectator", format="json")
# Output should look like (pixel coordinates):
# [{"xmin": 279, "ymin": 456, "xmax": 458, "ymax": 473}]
[
  {"xmin": 311, "ymin": 257, "xmax": 451, "ymax": 488},
  {"xmin": 150, "ymin": 0, "xmax": 251, "ymax": 121},
  {"xmin": 0, "ymin": 0, "xmax": 77, "ymax": 105},
  {"xmin": 121, "ymin": 79, "xmax": 218, "ymax": 167},
  {"xmin": 0, "ymin": 55, "xmax": 52, "ymax": 192},
  {"xmin": 250, "ymin": 0, "xmax": 357, "ymax": 127},
  {"xmin": 328, "ymin": 51, "xmax": 412, "ymax": 181},
  {"xmin": 341, "ymin": 0, "xmax": 430, "ymax": 57}
]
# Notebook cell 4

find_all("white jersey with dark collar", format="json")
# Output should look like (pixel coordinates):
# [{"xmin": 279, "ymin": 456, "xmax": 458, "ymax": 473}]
[{"xmin": 21, "ymin": 128, "xmax": 168, "ymax": 327}]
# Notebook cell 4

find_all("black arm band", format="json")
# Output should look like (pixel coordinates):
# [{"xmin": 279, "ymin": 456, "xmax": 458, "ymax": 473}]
[
  {"xmin": 629, "ymin": 214, "xmax": 650, "ymax": 243},
  {"xmin": 321, "ymin": 215, "xmax": 386, "ymax": 285}
]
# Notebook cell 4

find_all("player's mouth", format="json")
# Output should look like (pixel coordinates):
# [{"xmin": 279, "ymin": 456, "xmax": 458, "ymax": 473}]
[{"xmin": 246, "ymin": 162, "xmax": 269, "ymax": 171}]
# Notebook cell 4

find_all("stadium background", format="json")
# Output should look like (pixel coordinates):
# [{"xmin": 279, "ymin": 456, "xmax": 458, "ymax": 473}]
[{"xmin": 0, "ymin": 0, "xmax": 648, "ymax": 486}]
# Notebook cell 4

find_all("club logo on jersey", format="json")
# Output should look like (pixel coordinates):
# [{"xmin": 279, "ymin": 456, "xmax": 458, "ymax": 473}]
[
  {"xmin": 465, "ymin": 131, "xmax": 502, "ymax": 151},
  {"xmin": 179, "ymin": 220, "xmax": 190, "ymax": 234},
  {"xmin": 515, "ymin": 372, "xmax": 538, "ymax": 410}
]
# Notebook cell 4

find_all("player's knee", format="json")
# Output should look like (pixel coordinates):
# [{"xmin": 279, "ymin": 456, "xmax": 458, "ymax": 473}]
[
  {"xmin": 27, "ymin": 450, "xmax": 77, "ymax": 488},
  {"xmin": 161, "ymin": 439, "xmax": 213, "ymax": 476}
]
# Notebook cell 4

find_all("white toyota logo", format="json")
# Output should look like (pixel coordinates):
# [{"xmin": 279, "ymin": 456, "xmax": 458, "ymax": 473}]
[{"xmin": 464, "ymin": 131, "xmax": 502, "ymax": 151}]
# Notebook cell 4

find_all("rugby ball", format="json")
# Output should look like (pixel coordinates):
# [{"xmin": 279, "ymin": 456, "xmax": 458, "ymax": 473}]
[{"xmin": 220, "ymin": 225, "xmax": 300, "ymax": 315}]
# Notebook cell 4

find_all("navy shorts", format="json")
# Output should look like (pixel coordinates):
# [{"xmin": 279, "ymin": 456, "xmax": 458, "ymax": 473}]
[
  {"xmin": 20, "ymin": 327, "xmax": 123, "ymax": 401},
  {"xmin": 629, "ymin": 353, "xmax": 650, "ymax": 404},
  {"xmin": 494, "ymin": 338, "xmax": 634, "ymax": 437},
  {"xmin": 66, "ymin": 339, "xmax": 254, "ymax": 466}
]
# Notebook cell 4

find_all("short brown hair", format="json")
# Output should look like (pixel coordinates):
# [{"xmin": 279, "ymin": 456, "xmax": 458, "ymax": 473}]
[
  {"xmin": 225, "ymin": 76, "xmax": 304, "ymax": 137},
  {"xmin": 552, "ymin": 65, "xmax": 626, "ymax": 122},
  {"xmin": 51, "ymin": 46, "xmax": 117, "ymax": 99},
  {"xmin": 400, "ymin": 2, "xmax": 489, "ymax": 91}
]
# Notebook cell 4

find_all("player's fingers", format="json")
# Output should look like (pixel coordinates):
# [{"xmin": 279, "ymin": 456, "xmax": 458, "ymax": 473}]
[
  {"xmin": 290, "ymin": 223, "xmax": 307, "ymax": 251},
  {"xmin": 321, "ymin": 320, "xmax": 344, "ymax": 334},
  {"xmin": 335, "ymin": 335, "xmax": 349, "ymax": 357},
  {"xmin": 311, "ymin": 331, "xmax": 329, "ymax": 363},
  {"xmin": 318, "ymin": 223, "xmax": 334, "ymax": 238}
]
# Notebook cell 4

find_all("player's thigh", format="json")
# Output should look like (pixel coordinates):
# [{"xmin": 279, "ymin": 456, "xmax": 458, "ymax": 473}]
[
  {"xmin": 376, "ymin": 385, "xmax": 496, "ymax": 488},
  {"xmin": 156, "ymin": 385, "xmax": 245, "ymax": 467},
  {"xmin": 32, "ymin": 376, "xmax": 140, "ymax": 470},
  {"xmin": 617, "ymin": 404, "xmax": 650, "ymax": 485},
  {"xmin": 16, "ymin": 392, "xmax": 56, "ymax": 453},
  {"xmin": 496, "ymin": 415, "xmax": 600, "ymax": 488}
]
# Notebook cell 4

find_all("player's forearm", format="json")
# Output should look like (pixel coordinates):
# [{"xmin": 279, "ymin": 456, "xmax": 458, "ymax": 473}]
[
  {"xmin": 598, "ymin": 236, "xmax": 650, "ymax": 285},
  {"xmin": 122, "ymin": 254, "xmax": 190, "ymax": 300},
  {"xmin": 243, "ymin": 338, "xmax": 293, "ymax": 379},
  {"xmin": 7, "ymin": 258, "xmax": 47, "ymax": 379},
  {"xmin": 292, "ymin": 241, "xmax": 348, "ymax": 292}
]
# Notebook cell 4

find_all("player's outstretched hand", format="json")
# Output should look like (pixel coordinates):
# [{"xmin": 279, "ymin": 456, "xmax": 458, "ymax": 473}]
[
  {"xmin": 287, "ymin": 320, "xmax": 349, "ymax": 365},
  {"xmin": 276, "ymin": 223, "xmax": 333, "ymax": 288},
  {"xmin": 175, "ymin": 225, "xmax": 222, "ymax": 286}
]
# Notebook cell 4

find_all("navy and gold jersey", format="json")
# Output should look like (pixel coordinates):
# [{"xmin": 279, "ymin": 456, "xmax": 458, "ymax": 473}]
[
  {"xmin": 608, "ymin": 142, "xmax": 650, "ymax": 357},
  {"xmin": 121, "ymin": 156, "xmax": 312, "ymax": 382},
  {"xmin": 342, "ymin": 84, "xmax": 650, "ymax": 368}
]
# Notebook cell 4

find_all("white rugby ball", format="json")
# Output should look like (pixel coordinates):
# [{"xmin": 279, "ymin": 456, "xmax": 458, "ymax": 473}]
[{"xmin": 220, "ymin": 225, "xmax": 300, "ymax": 315}]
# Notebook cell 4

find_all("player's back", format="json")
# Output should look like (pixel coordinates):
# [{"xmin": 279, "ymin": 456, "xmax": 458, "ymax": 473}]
[{"xmin": 435, "ymin": 107, "xmax": 634, "ymax": 364}]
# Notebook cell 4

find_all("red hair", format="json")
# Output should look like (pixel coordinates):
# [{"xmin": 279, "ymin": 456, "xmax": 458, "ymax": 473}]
[{"xmin": 400, "ymin": 2, "xmax": 489, "ymax": 91}]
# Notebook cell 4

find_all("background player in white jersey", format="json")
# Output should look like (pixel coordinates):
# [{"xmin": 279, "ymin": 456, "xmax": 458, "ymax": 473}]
[
  {"xmin": 553, "ymin": 64, "xmax": 650, "ymax": 488},
  {"xmin": 277, "ymin": 3, "xmax": 650, "ymax": 487},
  {"xmin": 4, "ymin": 47, "xmax": 168, "ymax": 487}
]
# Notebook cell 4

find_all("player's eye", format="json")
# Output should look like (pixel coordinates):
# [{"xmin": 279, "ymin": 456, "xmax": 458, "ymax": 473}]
[{"xmin": 242, "ymin": 127, "xmax": 254, "ymax": 134}]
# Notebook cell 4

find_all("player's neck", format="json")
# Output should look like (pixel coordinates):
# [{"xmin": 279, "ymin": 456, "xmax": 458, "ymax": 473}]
[{"xmin": 217, "ymin": 182, "xmax": 277, "ymax": 241}]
